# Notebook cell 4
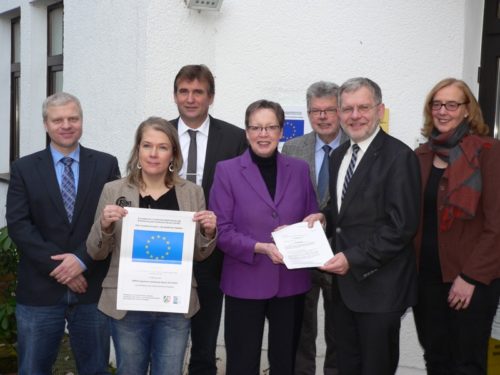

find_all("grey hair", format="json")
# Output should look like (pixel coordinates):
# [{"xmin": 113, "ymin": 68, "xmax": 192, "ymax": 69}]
[
  {"xmin": 306, "ymin": 81, "xmax": 340, "ymax": 110},
  {"xmin": 338, "ymin": 77, "xmax": 382, "ymax": 107},
  {"xmin": 42, "ymin": 92, "xmax": 83, "ymax": 122}
]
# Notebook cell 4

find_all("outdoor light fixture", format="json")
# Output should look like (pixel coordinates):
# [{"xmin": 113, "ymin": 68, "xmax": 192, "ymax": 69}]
[{"xmin": 185, "ymin": 0, "xmax": 223, "ymax": 11}]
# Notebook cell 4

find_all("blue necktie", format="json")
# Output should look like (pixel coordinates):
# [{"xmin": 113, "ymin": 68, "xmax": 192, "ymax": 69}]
[
  {"xmin": 61, "ymin": 157, "xmax": 76, "ymax": 222},
  {"xmin": 317, "ymin": 144, "xmax": 331, "ymax": 203},
  {"xmin": 342, "ymin": 144, "xmax": 360, "ymax": 200}
]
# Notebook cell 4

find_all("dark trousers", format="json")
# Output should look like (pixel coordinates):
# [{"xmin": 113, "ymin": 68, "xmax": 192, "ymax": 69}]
[
  {"xmin": 295, "ymin": 270, "xmax": 338, "ymax": 375},
  {"xmin": 224, "ymin": 294, "xmax": 305, "ymax": 375},
  {"xmin": 331, "ymin": 278, "xmax": 403, "ymax": 375},
  {"xmin": 188, "ymin": 253, "xmax": 224, "ymax": 375},
  {"xmin": 413, "ymin": 279, "xmax": 500, "ymax": 375}
]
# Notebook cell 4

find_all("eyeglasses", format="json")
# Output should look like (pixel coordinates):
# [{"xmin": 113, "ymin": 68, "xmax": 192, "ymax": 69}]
[
  {"xmin": 340, "ymin": 103, "xmax": 380, "ymax": 115},
  {"xmin": 247, "ymin": 125, "xmax": 281, "ymax": 134},
  {"xmin": 308, "ymin": 108, "xmax": 337, "ymax": 117},
  {"xmin": 431, "ymin": 101, "xmax": 468, "ymax": 111}
]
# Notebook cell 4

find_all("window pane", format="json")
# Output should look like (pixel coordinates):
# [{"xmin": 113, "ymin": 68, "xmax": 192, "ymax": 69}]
[
  {"xmin": 49, "ymin": 6, "xmax": 63, "ymax": 56},
  {"xmin": 53, "ymin": 70, "xmax": 63, "ymax": 93},
  {"xmin": 15, "ymin": 76, "xmax": 20, "ymax": 124},
  {"xmin": 12, "ymin": 18, "xmax": 20, "ymax": 63},
  {"xmin": 10, "ymin": 75, "xmax": 21, "ymax": 162}
]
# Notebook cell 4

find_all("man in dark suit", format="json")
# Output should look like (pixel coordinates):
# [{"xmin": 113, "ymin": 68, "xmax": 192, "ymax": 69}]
[
  {"xmin": 6, "ymin": 92, "xmax": 120, "ymax": 375},
  {"xmin": 282, "ymin": 81, "xmax": 347, "ymax": 375},
  {"xmin": 306, "ymin": 77, "xmax": 420, "ymax": 375},
  {"xmin": 170, "ymin": 64, "xmax": 247, "ymax": 375}
]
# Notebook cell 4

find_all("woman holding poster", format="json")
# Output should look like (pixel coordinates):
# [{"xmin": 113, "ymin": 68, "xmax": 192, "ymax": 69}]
[
  {"xmin": 87, "ymin": 117, "xmax": 216, "ymax": 375},
  {"xmin": 210, "ymin": 99, "xmax": 319, "ymax": 374}
]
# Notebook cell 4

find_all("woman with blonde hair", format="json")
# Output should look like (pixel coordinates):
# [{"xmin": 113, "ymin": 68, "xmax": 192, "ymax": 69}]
[
  {"xmin": 87, "ymin": 116, "xmax": 217, "ymax": 375},
  {"xmin": 413, "ymin": 78, "xmax": 500, "ymax": 374}
]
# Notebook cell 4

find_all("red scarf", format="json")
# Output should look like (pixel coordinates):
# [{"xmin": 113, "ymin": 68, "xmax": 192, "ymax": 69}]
[{"xmin": 430, "ymin": 122, "xmax": 493, "ymax": 231}]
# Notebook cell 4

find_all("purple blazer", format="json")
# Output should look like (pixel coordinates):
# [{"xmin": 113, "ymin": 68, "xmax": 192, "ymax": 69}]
[{"xmin": 209, "ymin": 150, "xmax": 318, "ymax": 299}]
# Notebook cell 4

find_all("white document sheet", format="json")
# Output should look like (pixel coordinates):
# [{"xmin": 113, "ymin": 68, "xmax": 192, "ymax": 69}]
[
  {"xmin": 272, "ymin": 221, "xmax": 333, "ymax": 269},
  {"xmin": 117, "ymin": 207, "xmax": 196, "ymax": 313}
]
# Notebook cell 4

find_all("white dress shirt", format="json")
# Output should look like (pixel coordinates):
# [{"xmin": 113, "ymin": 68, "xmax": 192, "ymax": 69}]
[
  {"xmin": 178, "ymin": 116, "xmax": 210, "ymax": 186},
  {"xmin": 336, "ymin": 127, "xmax": 380, "ymax": 212}
]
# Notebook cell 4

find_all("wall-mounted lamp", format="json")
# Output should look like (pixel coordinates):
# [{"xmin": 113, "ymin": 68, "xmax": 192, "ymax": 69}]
[{"xmin": 185, "ymin": 0, "xmax": 223, "ymax": 11}]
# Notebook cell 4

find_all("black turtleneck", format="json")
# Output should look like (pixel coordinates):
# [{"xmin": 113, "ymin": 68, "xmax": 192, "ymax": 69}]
[{"xmin": 249, "ymin": 147, "xmax": 278, "ymax": 200}]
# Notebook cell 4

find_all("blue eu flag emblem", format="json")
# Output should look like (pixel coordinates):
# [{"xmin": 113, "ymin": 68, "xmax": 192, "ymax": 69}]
[
  {"xmin": 132, "ymin": 230, "xmax": 183, "ymax": 264},
  {"xmin": 281, "ymin": 119, "xmax": 304, "ymax": 142}
]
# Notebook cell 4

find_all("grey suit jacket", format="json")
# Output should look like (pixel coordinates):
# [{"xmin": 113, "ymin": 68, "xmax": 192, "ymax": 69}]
[
  {"xmin": 281, "ymin": 130, "xmax": 348, "ymax": 208},
  {"xmin": 86, "ymin": 177, "xmax": 216, "ymax": 319}
]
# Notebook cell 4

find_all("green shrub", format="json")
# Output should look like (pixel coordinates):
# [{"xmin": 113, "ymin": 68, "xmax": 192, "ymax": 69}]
[{"xmin": 0, "ymin": 226, "xmax": 18, "ymax": 345}]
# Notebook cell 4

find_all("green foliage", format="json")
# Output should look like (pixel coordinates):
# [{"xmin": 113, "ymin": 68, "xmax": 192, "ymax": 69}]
[
  {"xmin": 0, "ymin": 297, "xmax": 16, "ymax": 343},
  {"xmin": 0, "ymin": 227, "xmax": 18, "ymax": 277},
  {"xmin": 0, "ymin": 226, "xmax": 18, "ymax": 345}
]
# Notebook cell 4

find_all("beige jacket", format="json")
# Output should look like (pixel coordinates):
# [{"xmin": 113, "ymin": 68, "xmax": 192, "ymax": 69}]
[{"xmin": 86, "ymin": 177, "xmax": 216, "ymax": 319}]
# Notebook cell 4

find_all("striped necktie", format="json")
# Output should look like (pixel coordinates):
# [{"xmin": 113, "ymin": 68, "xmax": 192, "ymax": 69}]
[{"xmin": 342, "ymin": 144, "xmax": 359, "ymax": 200}]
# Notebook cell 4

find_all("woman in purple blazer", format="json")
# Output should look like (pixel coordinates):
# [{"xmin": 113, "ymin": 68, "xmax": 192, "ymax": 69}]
[{"xmin": 209, "ymin": 100, "xmax": 319, "ymax": 374}]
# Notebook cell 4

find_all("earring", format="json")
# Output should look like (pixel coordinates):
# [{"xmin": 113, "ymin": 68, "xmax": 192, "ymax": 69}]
[
  {"xmin": 465, "ymin": 114, "xmax": 469, "ymax": 118},
  {"xmin": 137, "ymin": 162, "xmax": 142, "ymax": 170},
  {"xmin": 169, "ymin": 161, "xmax": 174, "ymax": 172}
]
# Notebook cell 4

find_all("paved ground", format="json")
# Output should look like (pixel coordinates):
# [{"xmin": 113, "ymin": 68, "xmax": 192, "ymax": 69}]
[
  {"xmin": 52, "ymin": 300, "xmax": 425, "ymax": 375},
  {"xmin": 183, "ymin": 296, "xmax": 426, "ymax": 374},
  {"xmin": 182, "ymin": 297, "xmax": 325, "ymax": 374}
]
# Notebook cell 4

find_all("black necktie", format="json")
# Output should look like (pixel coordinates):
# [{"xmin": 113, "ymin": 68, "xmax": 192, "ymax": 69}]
[
  {"xmin": 187, "ymin": 130, "xmax": 197, "ymax": 183},
  {"xmin": 342, "ymin": 144, "xmax": 360, "ymax": 200}
]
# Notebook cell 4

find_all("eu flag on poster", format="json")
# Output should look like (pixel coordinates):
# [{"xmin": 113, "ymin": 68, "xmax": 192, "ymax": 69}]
[
  {"xmin": 132, "ymin": 230, "xmax": 183, "ymax": 264},
  {"xmin": 281, "ymin": 119, "xmax": 304, "ymax": 142}
]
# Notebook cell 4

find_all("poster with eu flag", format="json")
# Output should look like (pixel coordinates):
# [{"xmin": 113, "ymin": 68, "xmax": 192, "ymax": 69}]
[
  {"xmin": 278, "ymin": 106, "xmax": 311, "ymax": 151},
  {"xmin": 117, "ymin": 208, "xmax": 196, "ymax": 313},
  {"xmin": 132, "ymin": 230, "xmax": 183, "ymax": 264},
  {"xmin": 280, "ymin": 119, "xmax": 304, "ymax": 143}
]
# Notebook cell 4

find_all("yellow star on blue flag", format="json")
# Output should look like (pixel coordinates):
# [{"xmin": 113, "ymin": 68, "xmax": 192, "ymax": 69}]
[
  {"xmin": 132, "ymin": 230, "xmax": 183, "ymax": 264},
  {"xmin": 281, "ymin": 119, "xmax": 304, "ymax": 142}
]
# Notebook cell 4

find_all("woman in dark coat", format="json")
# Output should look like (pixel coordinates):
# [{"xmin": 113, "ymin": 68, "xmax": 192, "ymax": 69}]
[{"xmin": 413, "ymin": 78, "xmax": 500, "ymax": 374}]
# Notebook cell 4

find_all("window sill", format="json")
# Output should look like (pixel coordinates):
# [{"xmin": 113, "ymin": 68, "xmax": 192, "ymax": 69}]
[{"xmin": 0, "ymin": 173, "xmax": 10, "ymax": 183}]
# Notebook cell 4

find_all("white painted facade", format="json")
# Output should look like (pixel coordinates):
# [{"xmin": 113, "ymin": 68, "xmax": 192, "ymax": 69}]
[{"xmin": 0, "ymin": 0, "xmax": 487, "ymax": 373}]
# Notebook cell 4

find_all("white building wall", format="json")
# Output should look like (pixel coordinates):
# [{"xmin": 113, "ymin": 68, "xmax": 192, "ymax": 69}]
[
  {"xmin": 0, "ymin": 0, "xmax": 485, "ymax": 170},
  {"xmin": 0, "ymin": 0, "xmax": 486, "ymax": 372},
  {"xmin": 0, "ymin": 184, "xmax": 7, "ymax": 228},
  {"xmin": 463, "ymin": 0, "xmax": 485, "ymax": 93}
]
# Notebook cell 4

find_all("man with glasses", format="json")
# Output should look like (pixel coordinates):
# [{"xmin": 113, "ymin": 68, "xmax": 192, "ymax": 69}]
[
  {"xmin": 170, "ymin": 64, "xmax": 247, "ymax": 375},
  {"xmin": 305, "ymin": 77, "xmax": 421, "ymax": 375},
  {"xmin": 282, "ymin": 81, "xmax": 347, "ymax": 375}
]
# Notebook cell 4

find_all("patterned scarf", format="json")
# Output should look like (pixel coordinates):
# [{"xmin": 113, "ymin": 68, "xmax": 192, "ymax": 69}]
[{"xmin": 429, "ymin": 121, "xmax": 492, "ymax": 231}]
